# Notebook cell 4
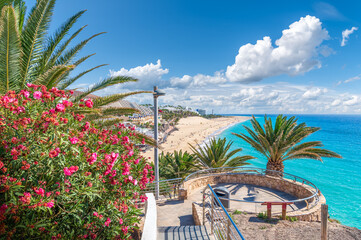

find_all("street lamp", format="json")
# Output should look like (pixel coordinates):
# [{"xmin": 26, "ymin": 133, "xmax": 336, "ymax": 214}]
[{"xmin": 153, "ymin": 86, "xmax": 165, "ymax": 200}]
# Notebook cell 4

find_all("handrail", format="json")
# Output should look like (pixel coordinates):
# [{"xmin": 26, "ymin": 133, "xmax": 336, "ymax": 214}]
[
  {"xmin": 203, "ymin": 184, "xmax": 245, "ymax": 240},
  {"xmin": 183, "ymin": 167, "xmax": 319, "ymax": 205}
]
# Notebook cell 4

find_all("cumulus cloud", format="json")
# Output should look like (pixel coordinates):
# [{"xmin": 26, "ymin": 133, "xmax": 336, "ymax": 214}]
[
  {"xmin": 341, "ymin": 27, "xmax": 358, "ymax": 47},
  {"xmin": 109, "ymin": 60, "xmax": 169, "ymax": 90},
  {"xmin": 226, "ymin": 15, "xmax": 329, "ymax": 83},
  {"xmin": 170, "ymin": 71, "xmax": 227, "ymax": 88},
  {"xmin": 302, "ymin": 88, "xmax": 327, "ymax": 99}
]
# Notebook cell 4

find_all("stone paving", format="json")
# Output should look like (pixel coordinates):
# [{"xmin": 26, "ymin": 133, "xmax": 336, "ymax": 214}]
[{"xmin": 157, "ymin": 183, "xmax": 306, "ymax": 227}]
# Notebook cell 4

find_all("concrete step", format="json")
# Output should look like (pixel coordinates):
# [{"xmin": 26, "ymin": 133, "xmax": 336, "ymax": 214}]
[{"xmin": 157, "ymin": 225, "xmax": 213, "ymax": 240}]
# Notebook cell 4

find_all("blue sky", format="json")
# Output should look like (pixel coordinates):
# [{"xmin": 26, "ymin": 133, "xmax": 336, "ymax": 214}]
[{"xmin": 27, "ymin": 0, "xmax": 361, "ymax": 114}]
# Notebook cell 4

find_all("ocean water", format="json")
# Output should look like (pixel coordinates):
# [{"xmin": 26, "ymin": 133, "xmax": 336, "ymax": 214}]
[{"xmin": 219, "ymin": 114, "xmax": 361, "ymax": 229}]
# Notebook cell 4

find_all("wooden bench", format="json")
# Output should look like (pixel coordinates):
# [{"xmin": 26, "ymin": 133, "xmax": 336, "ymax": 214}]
[{"xmin": 261, "ymin": 202, "xmax": 294, "ymax": 220}]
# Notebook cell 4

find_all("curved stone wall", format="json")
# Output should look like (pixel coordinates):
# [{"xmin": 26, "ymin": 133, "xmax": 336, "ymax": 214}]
[{"xmin": 180, "ymin": 173, "xmax": 325, "ymax": 221}]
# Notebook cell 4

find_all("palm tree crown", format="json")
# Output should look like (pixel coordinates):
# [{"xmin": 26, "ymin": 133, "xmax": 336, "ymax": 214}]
[
  {"xmin": 159, "ymin": 150, "xmax": 200, "ymax": 179},
  {"xmin": 0, "ymin": 0, "xmax": 151, "ymax": 122},
  {"xmin": 189, "ymin": 137, "xmax": 254, "ymax": 168},
  {"xmin": 232, "ymin": 115, "xmax": 342, "ymax": 174}
]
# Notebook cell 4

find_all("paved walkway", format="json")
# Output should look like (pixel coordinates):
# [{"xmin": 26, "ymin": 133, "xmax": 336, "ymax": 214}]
[{"xmin": 157, "ymin": 183, "xmax": 306, "ymax": 227}]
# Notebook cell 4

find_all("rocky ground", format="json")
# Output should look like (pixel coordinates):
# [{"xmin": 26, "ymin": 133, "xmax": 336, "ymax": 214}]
[{"xmin": 232, "ymin": 212, "xmax": 361, "ymax": 240}]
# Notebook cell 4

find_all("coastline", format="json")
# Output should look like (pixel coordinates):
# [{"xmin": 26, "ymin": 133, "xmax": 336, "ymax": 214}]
[{"xmin": 142, "ymin": 116, "xmax": 251, "ymax": 160}]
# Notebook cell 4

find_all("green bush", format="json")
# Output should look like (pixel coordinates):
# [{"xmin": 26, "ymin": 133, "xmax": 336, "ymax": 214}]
[{"xmin": 0, "ymin": 86, "xmax": 153, "ymax": 239}]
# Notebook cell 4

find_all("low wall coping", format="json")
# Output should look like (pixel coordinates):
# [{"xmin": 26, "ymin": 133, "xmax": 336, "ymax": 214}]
[{"xmin": 141, "ymin": 193, "xmax": 157, "ymax": 240}]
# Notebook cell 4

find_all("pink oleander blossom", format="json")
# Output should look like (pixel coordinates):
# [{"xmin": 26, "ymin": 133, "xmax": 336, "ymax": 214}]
[
  {"xmin": 63, "ymin": 166, "xmax": 78, "ymax": 176},
  {"xmin": 55, "ymin": 103, "xmax": 65, "ymax": 112},
  {"xmin": 85, "ymin": 99, "xmax": 93, "ymax": 108},
  {"xmin": 104, "ymin": 217, "xmax": 111, "ymax": 227},
  {"xmin": 34, "ymin": 188, "xmax": 45, "ymax": 197},
  {"xmin": 46, "ymin": 200, "xmax": 54, "ymax": 208},
  {"xmin": 87, "ymin": 153, "xmax": 97, "ymax": 165},
  {"xmin": 33, "ymin": 91, "xmax": 42, "ymax": 99},
  {"xmin": 69, "ymin": 137, "xmax": 79, "ymax": 144}
]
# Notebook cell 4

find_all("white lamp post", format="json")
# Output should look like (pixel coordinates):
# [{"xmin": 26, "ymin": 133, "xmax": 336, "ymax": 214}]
[{"xmin": 153, "ymin": 86, "xmax": 165, "ymax": 200}]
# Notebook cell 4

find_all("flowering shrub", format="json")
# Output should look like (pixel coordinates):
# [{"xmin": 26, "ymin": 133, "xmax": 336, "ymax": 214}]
[{"xmin": 0, "ymin": 85, "xmax": 154, "ymax": 239}]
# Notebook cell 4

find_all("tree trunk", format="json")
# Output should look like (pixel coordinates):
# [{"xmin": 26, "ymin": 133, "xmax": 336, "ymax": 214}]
[{"xmin": 266, "ymin": 161, "xmax": 284, "ymax": 177}]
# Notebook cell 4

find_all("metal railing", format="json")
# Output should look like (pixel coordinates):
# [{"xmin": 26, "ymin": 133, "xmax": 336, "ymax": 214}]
[
  {"xmin": 141, "ymin": 178, "xmax": 182, "ymax": 200},
  {"xmin": 203, "ymin": 184, "xmax": 245, "ymax": 240},
  {"xmin": 184, "ymin": 167, "xmax": 320, "ymax": 212}
]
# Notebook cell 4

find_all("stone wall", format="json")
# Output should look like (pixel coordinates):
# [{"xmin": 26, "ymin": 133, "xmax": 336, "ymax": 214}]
[{"xmin": 181, "ymin": 173, "xmax": 325, "ymax": 222}]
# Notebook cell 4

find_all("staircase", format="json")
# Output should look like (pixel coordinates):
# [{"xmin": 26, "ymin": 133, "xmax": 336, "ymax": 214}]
[{"xmin": 158, "ymin": 225, "xmax": 213, "ymax": 240}]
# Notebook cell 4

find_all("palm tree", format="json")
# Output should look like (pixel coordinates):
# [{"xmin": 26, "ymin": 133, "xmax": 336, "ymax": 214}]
[
  {"xmin": 0, "ymin": 0, "xmax": 151, "ymax": 122},
  {"xmin": 189, "ymin": 138, "xmax": 254, "ymax": 168},
  {"xmin": 232, "ymin": 115, "xmax": 342, "ymax": 176},
  {"xmin": 159, "ymin": 150, "xmax": 200, "ymax": 179}
]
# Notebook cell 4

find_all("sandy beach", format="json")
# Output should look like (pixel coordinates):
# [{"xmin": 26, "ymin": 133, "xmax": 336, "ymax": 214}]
[{"xmin": 142, "ymin": 116, "xmax": 251, "ymax": 160}]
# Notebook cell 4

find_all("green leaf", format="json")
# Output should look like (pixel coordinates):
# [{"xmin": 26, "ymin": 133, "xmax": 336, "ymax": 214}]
[{"xmin": 0, "ymin": 5, "xmax": 21, "ymax": 92}]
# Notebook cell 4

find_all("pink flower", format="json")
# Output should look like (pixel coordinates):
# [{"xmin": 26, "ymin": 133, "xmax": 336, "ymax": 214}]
[
  {"xmin": 62, "ymin": 100, "xmax": 73, "ymax": 107},
  {"xmin": 49, "ymin": 149, "xmax": 59, "ymax": 158},
  {"xmin": 104, "ymin": 217, "xmax": 111, "ymax": 227},
  {"xmin": 134, "ymin": 158, "xmax": 140, "ymax": 164},
  {"xmin": 33, "ymin": 91, "xmax": 42, "ymax": 99},
  {"xmin": 55, "ymin": 103, "xmax": 65, "ymax": 112},
  {"xmin": 23, "ymin": 90, "xmax": 30, "ymax": 98},
  {"xmin": 128, "ymin": 150, "xmax": 134, "ymax": 157},
  {"xmin": 133, "ymin": 179, "xmax": 138, "ymax": 186},
  {"xmin": 69, "ymin": 137, "xmax": 79, "ymax": 144},
  {"xmin": 46, "ymin": 200, "xmax": 54, "ymax": 208},
  {"xmin": 122, "ymin": 226, "xmax": 128, "ymax": 234},
  {"xmin": 93, "ymin": 212, "xmax": 99, "ymax": 217},
  {"xmin": 85, "ymin": 99, "xmax": 93, "ymax": 108},
  {"xmin": 87, "ymin": 182, "xmax": 92, "ymax": 187},
  {"xmin": 119, "ymin": 218, "xmax": 123, "ymax": 225},
  {"xmin": 34, "ymin": 188, "xmax": 45, "ymax": 197},
  {"xmin": 87, "ymin": 153, "xmax": 97, "ymax": 165},
  {"xmin": 63, "ymin": 166, "xmax": 79, "ymax": 176}
]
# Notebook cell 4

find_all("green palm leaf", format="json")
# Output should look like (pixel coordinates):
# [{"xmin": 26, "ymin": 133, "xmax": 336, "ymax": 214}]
[
  {"xmin": 189, "ymin": 138, "xmax": 253, "ymax": 168},
  {"xmin": 93, "ymin": 91, "xmax": 153, "ymax": 108},
  {"xmin": 20, "ymin": 0, "xmax": 55, "ymax": 87},
  {"xmin": 73, "ymin": 76, "xmax": 137, "ymax": 102},
  {"xmin": 0, "ymin": 5, "xmax": 21, "ymax": 92},
  {"xmin": 232, "ymin": 115, "xmax": 342, "ymax": 174},
  {"xmin": 36, "ymin": 10, "xmax": 86, "ymax": 75},
  {"xmin": 57, "ymin": 64, "xmax": 107, "ymax": 90}
]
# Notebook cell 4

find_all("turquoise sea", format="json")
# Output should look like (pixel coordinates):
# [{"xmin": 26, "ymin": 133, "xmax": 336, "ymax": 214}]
[{"xmin": 219, "ymin": 114, "xmax": 361, "ymax": 229}]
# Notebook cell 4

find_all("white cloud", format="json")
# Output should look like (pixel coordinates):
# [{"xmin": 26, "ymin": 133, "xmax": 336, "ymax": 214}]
[
  {"xmin": 313, "ymin": 2, "xmax": 344, "ymax": 20},
  {"xmin": 170, "ymin": 71, "xmax": 227, "ymax": 88},
  {"xmin": 226, "ymin": 15, "xmax": 329, "ymax": 83},
  {"xmin": 341, "ymin": 27, "xmax": 358, "ymax": 47},
  {"xmin": 344, "ymin": 96, "xmax": 359, "ymax": 106},
  {"xmin": 109, "ymin": 60, "xmax": 169, "ymax": 90},
  {"xmin": 302, "ymin": 88, "xmax": 327, "ymax": 99},
  {"xmin": 337, "ymin": 74, "xmax": 361, "ymax": 85}
]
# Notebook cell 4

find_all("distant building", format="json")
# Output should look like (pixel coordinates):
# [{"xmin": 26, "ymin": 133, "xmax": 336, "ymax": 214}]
[{"xmin": 197, "ymin": 109, "xmax": 206, "ymax": 115}]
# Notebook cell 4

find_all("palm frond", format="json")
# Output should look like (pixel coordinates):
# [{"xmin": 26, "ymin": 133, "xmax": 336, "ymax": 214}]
[
  {"xmin": 0, "ymin": 6, "xmax": 21, "ymax": 93},
  {"xmin": 93, "ymin": 91, "xmax": 152, "ymax": 108},
  {"xmin": 74, "ymin": 76, "xmax": 137, "ymax": 102},
  {"xmin": 34, "ymin": 65, "xmax": 75, "ymax": 87},
  {"xmin": 20, "ymin": 0, "xmax": 55, "ymax": 87},
  {"xmin": 54, "ymin": 32, "xmax": 105, "ymax": 66},
  {"xmin": 233, "ymin": 114, "xmax": 342, "ymax": 173},
  {"xmin": 12, "ymin": 0, "xmax": 26, "ymax": 33},
  {"xmin": 58, "ymin": 64, "xmax": 107, "ymax": 90},
  {"xmin": 100, "ymin": 107, "xmax": 139, "ymax": 116},
  {"xmin": 45, "ymin": 24, "xmax": 87, "ymax": 70},
  {"xmin": 36, "ymin": 10, "xmax": 86, "ymax": 75}
]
